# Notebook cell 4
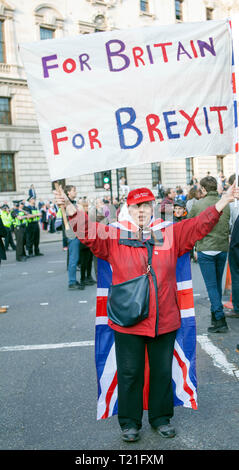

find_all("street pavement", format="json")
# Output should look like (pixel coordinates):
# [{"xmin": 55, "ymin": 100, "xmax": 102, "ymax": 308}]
[{"xmin": 0, "ymin": 233, "xmax": 239, "ymax": 454}]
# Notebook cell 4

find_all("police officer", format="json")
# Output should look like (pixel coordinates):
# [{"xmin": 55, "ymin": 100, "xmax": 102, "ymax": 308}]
[
  {"xmin": 12, "ymin": 200, "xmax": 28, "ymax": 262},
  {"xmin": 0, "ymin": 204, "xmax": 16, "ymax": 251},
  {"xmin": 25, "ymin": 196, "xmax": 44, "ymax": 257}
]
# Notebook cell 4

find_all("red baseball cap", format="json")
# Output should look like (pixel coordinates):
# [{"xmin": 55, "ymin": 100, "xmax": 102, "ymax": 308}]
[{"xmin": 127, "ymin": 187, "xmax": 155, "ymax": 206}]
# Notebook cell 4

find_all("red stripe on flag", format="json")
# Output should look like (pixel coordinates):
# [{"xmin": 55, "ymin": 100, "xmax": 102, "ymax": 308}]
[
  {"xmin": 232, "ymin": 72, "xmax": 236, "ymax": 94},
  {"xmin": 96, "ymin": 297, "xmax": 108, "ymax": 317},
  {"xmin": 101, "ymin": 371, "xmax": 118, "ymax": 419},
  {"xmin": 236, "ymin": 142, "xmax": 239, "ymax": 153},
  {"xmin": 173, "ymin": 349, "xmax": 197, "ymax": 410},
  {"xmin": 177, "ymin": 289, "xmax": 194, "ymax": 310}
]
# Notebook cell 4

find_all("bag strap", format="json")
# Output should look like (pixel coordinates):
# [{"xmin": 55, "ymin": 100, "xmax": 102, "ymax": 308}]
[{"xmin": 145, "ymin": 240, "xmax": 153, "ymax": 273}]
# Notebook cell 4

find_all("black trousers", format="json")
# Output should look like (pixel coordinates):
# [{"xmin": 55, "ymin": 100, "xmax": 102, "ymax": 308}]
[
  {"xmin": 4, "ymin": 227, "xmax": 16, "ymax": 250},
  {"xmin": 114, "ymin": 329, "xmax": 177, "ymax": 430},
  {"xmin": 80, "ymin": 244, "xmax": 93, "ymax": 281},
  {"xmin": 15, "ymin": 226, "xmax": 27, "ymax": 259},
  {"xmin": 26, "ymin": 222, "xmax": 40, "ymax": 255}
]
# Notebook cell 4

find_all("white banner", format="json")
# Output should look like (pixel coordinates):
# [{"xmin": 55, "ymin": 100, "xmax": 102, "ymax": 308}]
[
  {"xmin": 231, "ymin": 15, "xmax": 239, "ymax": 94},
  {"xmin": 20, "ymin": 19, "xmax": 235, "ymax": 181}
]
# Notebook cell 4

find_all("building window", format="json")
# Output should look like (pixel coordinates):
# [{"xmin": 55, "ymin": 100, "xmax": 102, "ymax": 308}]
[
  {"xmin": 175, "ymin": 0, "xmax": 183, "ymax": 21},
  {"xmin": 117, "ymin": 167, "xmax": 127, "ymax": 182},
  {"xmin": 40, "ymin": 27, "xmax": 55, "ymax": 40},
  {"xmin": 94, "ymin": 171, "xmax": 105, "ymax": 188},
  {"xmin": 206, "ymin": 8, "xmax": 213, "ymax": 20},
  {"xmin": 217, "ymin": 155, "xmax": 224, "ymax": 173},
  {"xmin": 140, "ymin": 0, "xmax": 149, "ymax": 12},
  {"xmin": 0, "ymin": 20, "xmax": 5, "ymax": 63},
  {"xmin": 0, "ymin": 97, "xmax": 11, "ymax": 125},
  {"xmin": 151, "ymin": 162, "xmax": 162, "ymax": 187},
  {"xmin": 0, "ymin": 153, "xmax": 16, "ymax": 192},
  {"xmin": 186, "ymin": 157, "xmax": 194, "ymax": 185},
  {"xmin": 35, "ymin": 6, "xmax": 64, "ymax": 40}
]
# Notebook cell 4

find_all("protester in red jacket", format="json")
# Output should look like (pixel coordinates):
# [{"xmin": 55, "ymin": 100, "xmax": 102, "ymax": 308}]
[{"xmin": 54, "ymin": 183, "xmax": 239, "ymax": 443}]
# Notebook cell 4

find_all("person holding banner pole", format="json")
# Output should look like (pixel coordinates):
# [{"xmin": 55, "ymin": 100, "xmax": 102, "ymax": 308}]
[{"xmin": 54, "ymin": 182, "xmax": 239, "ymax": 443}]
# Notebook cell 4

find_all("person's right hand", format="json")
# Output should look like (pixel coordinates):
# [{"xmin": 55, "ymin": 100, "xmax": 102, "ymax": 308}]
[
  {"xmin": 53, "ymin": 185, "xmax": 77, "ymax": 217},
  {"xmin": 53, "ymin": 185, "xmax": 69, "ymax": 208}
]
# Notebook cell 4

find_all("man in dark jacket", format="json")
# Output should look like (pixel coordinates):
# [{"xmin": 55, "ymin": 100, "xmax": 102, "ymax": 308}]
[
  {"xmin": 228, "ymin": 214, "xmax": 239, "ymax": 318},
  {"xmin": 188, "ymin": 176, "xmax": 230, "ymax": 333}
]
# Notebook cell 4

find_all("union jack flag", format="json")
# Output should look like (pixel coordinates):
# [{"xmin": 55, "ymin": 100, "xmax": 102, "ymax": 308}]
[
  {"xmin": 227, "ymin": 18, "xmax": 239, "ymax": 153},
  {"xmin": 95, "ymin": 220, "xmax": 198, "ymax": 420}
]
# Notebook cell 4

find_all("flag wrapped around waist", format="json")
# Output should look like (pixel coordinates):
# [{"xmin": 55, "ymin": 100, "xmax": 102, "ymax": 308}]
[{"xmin": 95, "ymin": 250, "xmax": 198, "ymax": 420}]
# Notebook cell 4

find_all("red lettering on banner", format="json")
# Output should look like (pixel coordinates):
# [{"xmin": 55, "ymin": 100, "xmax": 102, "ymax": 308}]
[
  {"xmin": 180, "ymin": 108, "xmax": 202, "ymax": 136},
  {"xmin": 88, "ymin": 128, "xmax": 102, "ymax": 149},
  {"xmin": 153, "ymin": 42, "xmax": 173, "ymax": 62},
  {"xmin": 132, "ymin": 47, "xmax": 145, "ymax": 67},
  {"xmin": 210, "ymin": 106, "xmax": 227, "ymax": 133},
  {"xmin": 51, "ymin": 127, "xmax": 68, "ymax": 155},
  {"xmin": 146, "ymin": 114, "xmax": 164, "ymax": 141},
  {"xmin": 62, "ymin": 58, "xmax": 77, "ymax": 74},
  {"xmin": 190, "ymin": 40, "xmax": 198, "ymax": 58}
]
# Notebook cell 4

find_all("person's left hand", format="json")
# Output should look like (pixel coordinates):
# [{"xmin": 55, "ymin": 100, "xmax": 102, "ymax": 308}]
[
  {"xmin": 216, "ymin": 181, "xmax": 239, "ymax": 213},
  {"xmin": 224, "ymin": 181, "xmax": 239, "ymax": 203}
]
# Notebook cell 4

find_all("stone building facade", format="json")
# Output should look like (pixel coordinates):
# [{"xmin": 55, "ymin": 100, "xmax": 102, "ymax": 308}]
[{"xmin": 0, "ymin": 0, "xmax": 238, "ymax": 203}]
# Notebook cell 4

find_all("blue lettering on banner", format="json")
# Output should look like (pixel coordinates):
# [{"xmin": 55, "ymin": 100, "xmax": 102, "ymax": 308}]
[
  {"xmin": 163, "ymin": 111, "xmax": 180, "ymax": 139},
  {"xmin": 115, "ymin": 107, "xmax": 143, "ymax": 149},
  {"xmin": 72, "ymin": 133, "xmax": 85, "ymax": 149},
  {"xmin": 203, "ymin": 107, "xmax": 211, "ymax": 134}
]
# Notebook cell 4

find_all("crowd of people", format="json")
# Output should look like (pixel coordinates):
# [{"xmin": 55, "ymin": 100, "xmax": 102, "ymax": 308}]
[{"xmin": 1, "ymin": 174, "xmax": 239, "ymax": 440}]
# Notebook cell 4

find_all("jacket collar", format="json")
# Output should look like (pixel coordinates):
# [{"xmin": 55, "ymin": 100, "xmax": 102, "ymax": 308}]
[{"xmin": 205, "ymin": 191, "xmax": 218, "ymax": 197}]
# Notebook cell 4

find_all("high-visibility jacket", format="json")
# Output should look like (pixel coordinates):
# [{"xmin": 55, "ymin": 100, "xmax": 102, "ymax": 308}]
[
  {"xmin": 28, "ymin": 207, "xmax": 40, "ymax": 223},
  {"xmin": 55, "ymin": 208, "xmax": 63, "ymax": 230},
  {"xmin": 1, "ymin": 211, "xmax": 13, "ymax": 228},
  {"xmin": 13, "ymin": 210, "xmax": 28, "ymax": 227}
]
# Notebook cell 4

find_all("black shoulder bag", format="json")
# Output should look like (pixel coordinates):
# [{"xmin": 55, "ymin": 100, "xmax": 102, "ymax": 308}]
[{"xmin": 107, "ymin": 240, "xmax": 153, "ymax": 327}]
